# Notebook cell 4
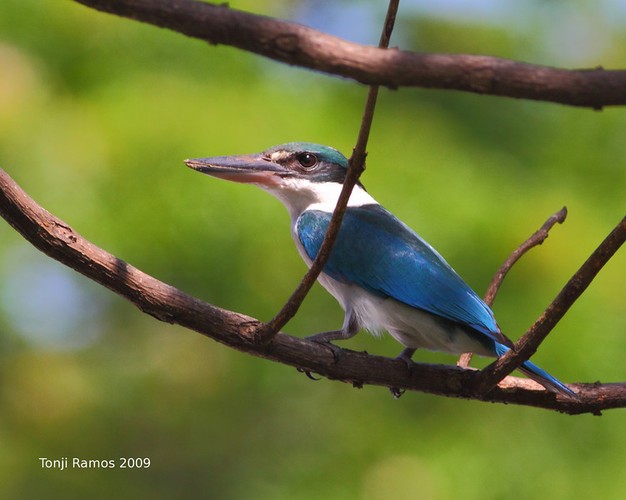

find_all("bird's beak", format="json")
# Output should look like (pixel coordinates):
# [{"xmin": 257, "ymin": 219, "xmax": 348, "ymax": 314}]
[{"xmin": 185, "ymin": 153, "xmax": 289, "ymax": 186}]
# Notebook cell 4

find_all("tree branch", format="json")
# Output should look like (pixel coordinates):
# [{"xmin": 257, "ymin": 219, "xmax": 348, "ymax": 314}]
[
  {"xmin": 457, "ymin": 207, "xmax": 568, "ymax": 369},
  {"xmin": 476, "ymin": 214, "xmax": 626, "ymax": 394},
  {"xmin": 1, "ymin": 167, "xmax": 625, "ymax": 414},
  {"xmin": 484, "ymin": 207, "xmax": 569, "ymax": 306},
  {"xmin": 72, "ymin": 0, "xmax": 626, "ymax": 109},
  {"xmin": 253, "ymin": 0, "xmax": 399, "ymax": 341}
]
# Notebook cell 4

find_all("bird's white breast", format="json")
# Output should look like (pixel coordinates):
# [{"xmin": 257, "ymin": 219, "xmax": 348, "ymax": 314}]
[{"xmin": 292, "ymin": 236, "xmax": 491, "ymax": 355}]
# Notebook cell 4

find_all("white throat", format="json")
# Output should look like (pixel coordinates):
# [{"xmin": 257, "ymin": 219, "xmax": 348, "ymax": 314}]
[{"xmin": 259, "ymin": 177, "xmax": 378, "ymax": 221}]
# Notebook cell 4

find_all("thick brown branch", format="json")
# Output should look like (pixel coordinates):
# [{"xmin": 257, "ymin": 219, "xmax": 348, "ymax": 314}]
[
  {"xmin": 73, "ymin": 0, "xmax": 626, "ymax": 108},
  {"xmin": 1, "ymin": 167, "xmax": 625, "ymax": 414},
  {"xmin": 476, "ymin": 214, "xmax": 626, "ymax": 394}
]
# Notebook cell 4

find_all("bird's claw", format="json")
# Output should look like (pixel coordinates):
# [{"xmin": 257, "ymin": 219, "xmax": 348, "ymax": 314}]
[
  {"xmin": 389, "ymin": 387, "xmax": 405, "ymax": 399},
  {"xmin": 395, "ymin": 347, "xmax": 417, "ymax": 374},
  {"xmin": 306, "ymin": 336, "xmax": 344, "ymax": 363},
  {"xmin": 296, "ymin": 367, "xmax": 321, "ymax": 381}
]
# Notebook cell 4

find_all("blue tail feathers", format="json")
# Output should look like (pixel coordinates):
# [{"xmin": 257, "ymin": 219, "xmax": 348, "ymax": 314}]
[{"xmin": 494, "ymin": 343, "xmax": 576, "ymax": 398}]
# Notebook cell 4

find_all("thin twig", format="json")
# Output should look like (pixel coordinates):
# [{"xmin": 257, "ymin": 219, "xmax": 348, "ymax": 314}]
[
  {"xmin": 485, "ymin": 207, "xmax": 568, "ymax": 305},
  {"xmin": 252, "ymin": 0, "xmax": 400, "ymax": 342},
  {"xmin": 73, "ymin": 0, "xmax": 626, "ymax": 108},
  {"xmin": 455, "ymin": 352, "xmax": 475, "ymax": 369},
  {"xmin": 457, "ymin": 207, "xmax": 568, "ymax": 369},
  {"xmin": 476, "ymin": 214, "xmax": 626, "ymax": 394},
  {"xmin": 457, "ymin": 207, "xmax": 568, "ymax": 368}
]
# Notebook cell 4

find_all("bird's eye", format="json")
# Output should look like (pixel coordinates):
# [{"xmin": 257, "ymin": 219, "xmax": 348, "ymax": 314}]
[{"xmin": 296, "ymin": 153, "xmax": 318, "ymax": 169}]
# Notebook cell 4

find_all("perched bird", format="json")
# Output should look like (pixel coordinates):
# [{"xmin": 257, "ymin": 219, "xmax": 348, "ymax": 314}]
[{"xmin": 186, "ymin": 142, "xmax": 574, "ymax": 397}]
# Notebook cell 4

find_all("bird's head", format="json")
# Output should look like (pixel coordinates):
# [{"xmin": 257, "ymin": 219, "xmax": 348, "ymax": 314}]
[
  {"xmin": 185, "ymin": 142, "xmax": 372, "ymax": 216},
  {"xmin": 185, "ymin": 142, "xmax": 350, "ymax": 188}
]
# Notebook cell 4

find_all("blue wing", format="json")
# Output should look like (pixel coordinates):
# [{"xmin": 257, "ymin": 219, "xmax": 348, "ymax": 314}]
[
  {"xmin": 296, "ymin": 205, "xmax": 501, "ymax": 341},
  {"xmin": 296, "ymin": 205, "xmax": 577, "ymax": 397}
]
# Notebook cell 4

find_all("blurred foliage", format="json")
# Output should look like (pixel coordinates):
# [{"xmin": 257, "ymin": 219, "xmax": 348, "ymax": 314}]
[{"xmin": 1, "ymin": 0, "xmax": 625, "ymax": 498}]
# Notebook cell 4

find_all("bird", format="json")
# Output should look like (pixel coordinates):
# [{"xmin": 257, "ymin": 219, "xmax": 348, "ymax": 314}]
[{"xmin": 185, "ymin": 142, "xmax": 574, "ymax": 397}]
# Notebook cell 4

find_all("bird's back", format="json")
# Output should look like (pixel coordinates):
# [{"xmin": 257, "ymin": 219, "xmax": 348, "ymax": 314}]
[{"xmin": 295, "ymin": 204, "xmax": 506, "ymax": 351}]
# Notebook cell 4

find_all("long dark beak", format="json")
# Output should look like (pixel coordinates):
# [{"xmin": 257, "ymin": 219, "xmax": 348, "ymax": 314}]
[{"xmin": 184, "ymin": 153, "xmax": 289, "ymax": 185}]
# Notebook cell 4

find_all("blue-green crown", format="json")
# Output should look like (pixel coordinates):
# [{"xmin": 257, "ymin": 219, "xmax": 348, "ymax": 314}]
[{"xmin": 266, "ymin": 142, "xmax": 349, "ymax": 169}]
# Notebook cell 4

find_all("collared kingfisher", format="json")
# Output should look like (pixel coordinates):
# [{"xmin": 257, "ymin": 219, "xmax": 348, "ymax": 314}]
[{"xmin": 186, "ymin": 142, "xmax": 574, "ymax": 397}]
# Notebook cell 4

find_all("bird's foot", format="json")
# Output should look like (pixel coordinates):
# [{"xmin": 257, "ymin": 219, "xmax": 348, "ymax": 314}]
[
  {"xmin": 395, "ymin": 347, "xmax": 417, "ymax": 374},
  {"xmin": 388, "ymin": 348, "xmax": 417, "ymax": 398},
  {"xmin": 305, "ymin": 333, "xmax": 344, "ymax": 363}
]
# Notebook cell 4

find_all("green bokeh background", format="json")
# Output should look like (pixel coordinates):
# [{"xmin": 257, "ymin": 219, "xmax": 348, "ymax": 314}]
[{"xmin": 1, "ymin": 1, "xmax": 625, "ymax": 498}]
